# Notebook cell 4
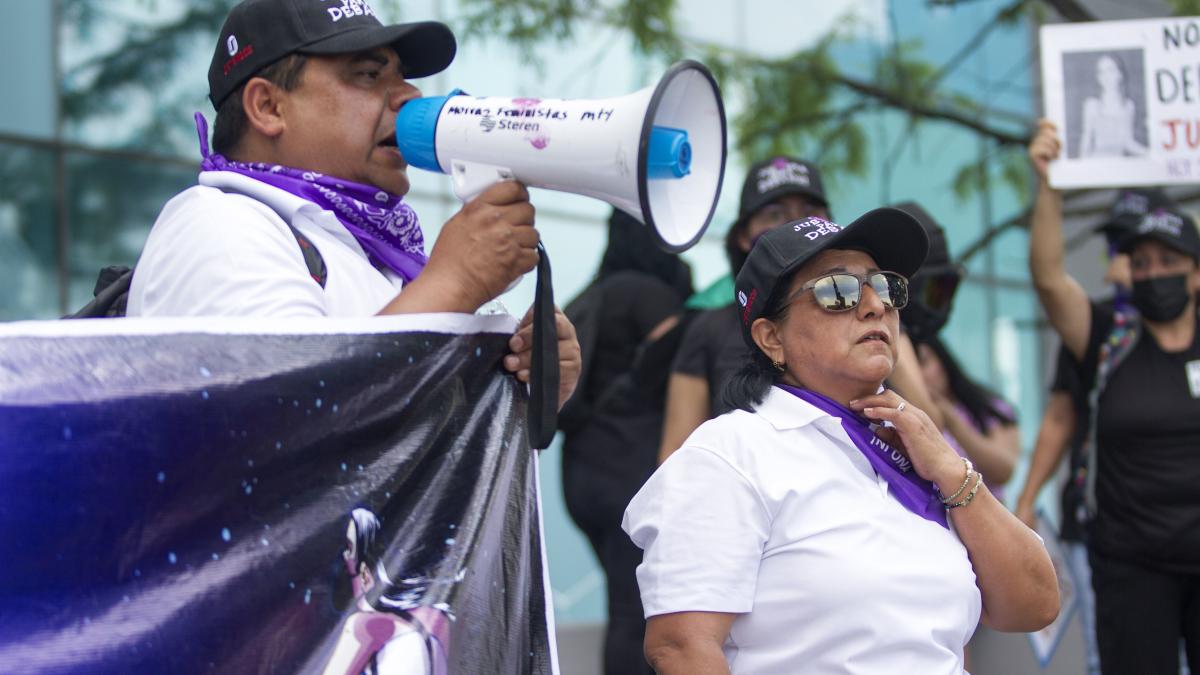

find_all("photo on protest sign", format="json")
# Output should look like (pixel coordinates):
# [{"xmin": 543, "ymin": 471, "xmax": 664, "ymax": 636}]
[{"xmin": 1041, "ymin": 17, "xmax": 1200, "ymax": 188}]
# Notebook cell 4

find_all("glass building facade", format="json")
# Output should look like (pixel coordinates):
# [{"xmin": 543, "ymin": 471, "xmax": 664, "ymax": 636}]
[{"xmin": 1, "ymin": 0, "xmax": 1065, "ymax": 663}]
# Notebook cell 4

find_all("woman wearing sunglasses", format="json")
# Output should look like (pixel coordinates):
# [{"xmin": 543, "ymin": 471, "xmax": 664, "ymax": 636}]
[{"xmin": 623, "ymin": 209, "xmax": 1057, "ymax": 674}]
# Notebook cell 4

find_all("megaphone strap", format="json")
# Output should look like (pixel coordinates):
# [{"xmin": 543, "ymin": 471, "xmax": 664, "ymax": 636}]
[{"xmin": 528, "ymin": 242, "xmax": 559, "ymax": 450}]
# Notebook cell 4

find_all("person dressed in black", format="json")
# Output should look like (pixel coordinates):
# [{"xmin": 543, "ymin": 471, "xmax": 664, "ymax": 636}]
[
  {"xmin": 1014, "ymin": 187, "xmax": 1165, "ymax": 675},
  {"xmin": 1031, "ymin": 120, "xmax": 1200, "ymax": 674},
  {"xmin": 892, "ymin": 202, "xmax": 1020, "ymax": 499},
  {"xmin": 658, "ymin": 157, "xmax": 831, "ymax": 463},
  {"xmin": 558, "ymin": 209, "xmax": 693, "ymax": 675}
]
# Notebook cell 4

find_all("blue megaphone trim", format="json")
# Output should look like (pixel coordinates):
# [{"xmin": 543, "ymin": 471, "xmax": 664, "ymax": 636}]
[
  {"xmin": 646, "ymin": 126, "xmax": 691, "ymax": 179},
  {"xmin": 395, "ymin": 89, "xmax": 465, "ymax": 174}
]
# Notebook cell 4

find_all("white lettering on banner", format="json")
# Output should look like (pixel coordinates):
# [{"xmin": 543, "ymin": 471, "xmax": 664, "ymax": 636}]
[
  {"xmin": 1186, "ymin": 360, "xmax": 1200, "ymax": 398},
  {"xmin": 793, "ymin": 216, "xmax": 840, "ymax": 241},
  {"xmin": 326, "ymin": 0, "xmax": 376, "ymax": 22},
  {"xmin": 757, "ymin": 161, "xmax": 811, "ymax": 193}
]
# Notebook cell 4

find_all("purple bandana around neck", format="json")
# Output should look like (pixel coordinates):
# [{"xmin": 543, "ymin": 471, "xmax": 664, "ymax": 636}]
[
  {"xmin": 776, "ymin": 384, "xmax": 948, "ymax": 528},
  {"xmin": 193, "ymin": 112, "xmax": 427, "ymax": 283}
]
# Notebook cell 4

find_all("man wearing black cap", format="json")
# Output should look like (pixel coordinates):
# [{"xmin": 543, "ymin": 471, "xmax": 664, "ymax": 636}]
[
  {"xmin": 658, "ymin": 156, "xmax": 830, "ymax": 462},
  {"xmin": 1030, "ymin": 119, "xmax": 1200, "ymax": 675},
  {"xmin": 126, "ymin": 0, "xmax": 579, "ymax": 409}
]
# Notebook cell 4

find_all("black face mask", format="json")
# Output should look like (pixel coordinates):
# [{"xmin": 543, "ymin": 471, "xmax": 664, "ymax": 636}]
[{"xmin": 1131, "ymin": 274, "xmax": 1192, "ymax": 322}]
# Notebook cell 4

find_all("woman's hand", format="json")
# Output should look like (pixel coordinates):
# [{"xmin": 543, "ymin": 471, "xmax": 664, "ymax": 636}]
[{"xmin": 849, "ymin": 390, "xmax": 967, "ymax": 493}]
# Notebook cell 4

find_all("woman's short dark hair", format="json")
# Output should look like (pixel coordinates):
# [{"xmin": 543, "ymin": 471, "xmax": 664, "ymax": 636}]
[
  {"xmin": 212, "ymin": 54, "xmax": 309, "ymax": 156},
  {"xmin": 720, "ymin": 269, "xmax": 800, "ymax": 413}
]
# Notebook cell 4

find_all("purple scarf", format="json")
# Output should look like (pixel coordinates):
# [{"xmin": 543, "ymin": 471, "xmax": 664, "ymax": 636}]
[
  {"xmin": 194, "ymin": 113, "xmax": 427, "ymax": 282},
  {"xmin": 777, "ymin": 384, "xmax": 948, "ymax": 528}
]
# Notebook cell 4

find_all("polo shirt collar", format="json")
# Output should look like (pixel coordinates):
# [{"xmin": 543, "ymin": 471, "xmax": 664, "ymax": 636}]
[
  {"xmin": 199, "ymin": 170, "xmax": 370, "ymax": 257},
  {"xmin": 754, "ymin": 385, "xmax": 831, "ymax": 431}
]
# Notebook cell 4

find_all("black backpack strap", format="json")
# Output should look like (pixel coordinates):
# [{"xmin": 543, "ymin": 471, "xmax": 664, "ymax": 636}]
[
  {"xmin": 285, "ymin": 222, "xmax": 327, "ymax": 289},
  {"xmin": 215, "ymin": 186, "xmax": 327, "ymax": 289},
  {"xmin": 64, "ymin": 266, "xmax": 133, "ymax": 319}
]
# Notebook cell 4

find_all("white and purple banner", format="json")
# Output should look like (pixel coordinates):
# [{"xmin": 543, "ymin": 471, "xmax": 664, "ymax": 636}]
[{"xmin": 0, "ymin": 315, "xmax": 557, "ymax": 675}]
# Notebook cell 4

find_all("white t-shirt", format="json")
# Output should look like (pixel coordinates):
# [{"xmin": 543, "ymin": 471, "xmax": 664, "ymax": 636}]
[
  {"xmin": 127, "ymin": 172, "xmax": 406, "ymax": 318},
  {"xmin": 623, "ymin": 386, "xmax": 982, "ymax": 674}
]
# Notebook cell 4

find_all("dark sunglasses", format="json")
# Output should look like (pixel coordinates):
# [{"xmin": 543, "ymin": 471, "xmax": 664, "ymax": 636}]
[
  {"xmin": 909, "ymin": 267, "xmax": 962, "ymax": 314},
  {"xmin": 785, "ymin": 271, "xmax": 909, "ymax": 312}
]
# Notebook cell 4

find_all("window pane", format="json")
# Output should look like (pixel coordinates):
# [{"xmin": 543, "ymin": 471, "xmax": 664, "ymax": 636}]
[
  {"xmin": 64, "ymin": 152, "xmax": 196, "ymax": 310},
  {"xmin": 0, "ymin": 142, "xmax": 58, "ymax": 320},
  {"xmin": 0, "ymin": 0, "xmax": 55, "ymax": 139}
]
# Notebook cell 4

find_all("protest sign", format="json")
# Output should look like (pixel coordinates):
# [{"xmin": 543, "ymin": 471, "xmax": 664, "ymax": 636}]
[
  {"xmin": 0, "ymin": 315, "xmax": 557, "ymax": 675},
  {"xmin": 1041, "ymin": 16, "xmax": 1200, "ymax": 187}
]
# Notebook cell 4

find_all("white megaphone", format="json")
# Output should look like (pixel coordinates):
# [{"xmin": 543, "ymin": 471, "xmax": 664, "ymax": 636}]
[{"xmin": 395, "ymin": 60, "xmax": 727, "ymax": 253}]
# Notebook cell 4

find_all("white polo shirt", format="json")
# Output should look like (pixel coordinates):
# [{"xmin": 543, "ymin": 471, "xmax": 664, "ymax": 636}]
[
  {"xmin": 623, "ymin": 386, "xmax": 981, "ymax": 674},
  {"xmin": 127, "ymin": 172, "xmax": 406, "ymax": 318}
]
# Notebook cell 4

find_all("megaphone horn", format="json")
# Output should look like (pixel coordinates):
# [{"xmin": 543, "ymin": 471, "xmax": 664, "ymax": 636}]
[{"xmin": 396, "ymin": 60, "xmax": 728, "ymax": 253}]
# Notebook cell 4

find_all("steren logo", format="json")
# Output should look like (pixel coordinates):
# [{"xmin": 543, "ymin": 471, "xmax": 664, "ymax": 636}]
[
  {"xmin": 757, "ymin": 161, "xmax": 811, "ymax": 193},
  {"xmin": 737, "ymin": 290, "xmax": 748, "ymax": 307},
  {"xmin": 480, "ymin": 115, "xmax": 497, "ymax": 133},
  {"xmin": 226, "ymin": 35, "xmax": 239, "ymax": 57},
  {"xmin": 324, "ymin": 0, "xmax": 376, "ymax": 22}
]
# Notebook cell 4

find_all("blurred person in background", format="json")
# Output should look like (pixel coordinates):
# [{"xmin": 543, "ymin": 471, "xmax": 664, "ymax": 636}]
[
  {"xmin": 559, "ymin": 209, "xmax": 693, "ymax": 675},
  {"xmin": 1030, "ymin": 119, "xmax": 1200, "ymax": 675},
  {"xmin": 893, "ymin": 201, "xmax": 1019, "ymax": 498},
  {"xmin": 657, "ymin": 157, "xmax": 831, "ymax": 463},
  {"xmin": 1014, "ymin": 187, "xmax": 1167, "ymax": 675}
]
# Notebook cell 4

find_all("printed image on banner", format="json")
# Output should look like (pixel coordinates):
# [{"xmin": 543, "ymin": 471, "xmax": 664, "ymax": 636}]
[
  {"xmin": 1040, "ymin": 16, "xmax": 1200, "ymax": 188},
  {"xmin": 0, "ymin": 318, "xmax": 552, "ymax": 674}
]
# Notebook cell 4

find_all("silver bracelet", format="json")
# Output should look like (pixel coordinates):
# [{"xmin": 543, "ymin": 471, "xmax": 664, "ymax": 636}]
[
  {"xmin": 937, "ymin": 457, "xmax": 974, "ymax": 504},
  {"xmin": 946, "ymin": 471, "xmax": 984, "ymax": 510}
]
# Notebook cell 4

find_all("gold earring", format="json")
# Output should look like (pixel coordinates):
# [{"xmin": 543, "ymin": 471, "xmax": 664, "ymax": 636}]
[{"xmin": 772, "ymin": 360, "xmax": 786, "ymax": 372}]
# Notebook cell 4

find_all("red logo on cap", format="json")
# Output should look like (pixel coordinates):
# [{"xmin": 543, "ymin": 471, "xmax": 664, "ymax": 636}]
[
  {"xmin": 741, "ymin": 288, "xmax": 757, "ymax": 325},
  {"xmin": 223, "ymin": 44, "xmax": 255, "ymax": 76}
]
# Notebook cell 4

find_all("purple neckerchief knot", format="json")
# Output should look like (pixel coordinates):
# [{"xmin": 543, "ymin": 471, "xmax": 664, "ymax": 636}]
[
  {"xmin": 776, "ymin": 384, "xmax": 948, "ymax": 528},
  {"xmin": 193, "ymin": 112, "xmax": 427, "ymax": 283}
]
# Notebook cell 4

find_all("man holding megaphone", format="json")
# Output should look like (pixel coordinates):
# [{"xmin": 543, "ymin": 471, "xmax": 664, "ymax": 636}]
[{"xmin": 126, "ymin": 0, "xmax": 581, "ymax": 410}]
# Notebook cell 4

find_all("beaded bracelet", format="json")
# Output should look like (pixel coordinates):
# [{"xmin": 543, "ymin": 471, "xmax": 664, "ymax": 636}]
[
  {"xmin": 937, "ymin": 457, "xmax": 974, "ymax": 504},
  {"xmin": 946, "ymin": 471, "xmax": 985, "ymax": 510}
]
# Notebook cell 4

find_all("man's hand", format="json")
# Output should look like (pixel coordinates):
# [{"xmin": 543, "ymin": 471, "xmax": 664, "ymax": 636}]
[
  {"xmin": 1028, "ymin": 119, "xmax": 1061, "ymax": 186},
  {"xmin": 504, "ymin": 306, "xmax": 582, "ymax": 411},
  {"xmin": 414, "ymin": 182, "xmax": 539, "ymax": 313}
]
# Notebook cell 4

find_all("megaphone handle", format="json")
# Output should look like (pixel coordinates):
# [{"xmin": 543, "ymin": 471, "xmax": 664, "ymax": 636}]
[
  {"xmin": 452, "ymin": 160, "xmax": 516, "ymax": 202},
  {"xmin": 527, "ymin": 241, "xmax": 559, "ymax": 450}
]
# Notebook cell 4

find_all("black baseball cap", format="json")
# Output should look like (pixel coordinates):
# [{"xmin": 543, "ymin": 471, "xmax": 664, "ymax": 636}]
[
  {"xmin": 734, "ymin": 208, "xmax": 929, "ymax": 346},
  {"xmin": 890, "ymin": 201, "xmax": 952, "ymax": 271},
  {"xmin": 1095, "ymin": 187, "xmax": 1174, "ymax": 246},
  {"xmin": 208, "ymin": 0, "xmax": 457, "ymax": 108},
  {"xmin": 1117, "ymin": 207, "xmax": 1200, "ymax": 260},
  {"xmin": 735, "ymin": 157, "xmax": 828, "ymax": 225}
]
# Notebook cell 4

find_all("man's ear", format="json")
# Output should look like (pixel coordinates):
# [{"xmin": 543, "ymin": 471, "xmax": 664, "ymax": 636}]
[
  {"xmin": 750, "ymin": 317, "xmax": 784, "ymax": 365},
  {"xmin": 241, "ymin": 77, "xmax": 287, "ymax": 139}
]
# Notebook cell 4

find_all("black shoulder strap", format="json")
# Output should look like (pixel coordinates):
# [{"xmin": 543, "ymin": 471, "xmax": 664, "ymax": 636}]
[
  {"xmin": 216, "ymin": 185, "xmax": 326, "ymax": 288},
  {"xmin": 64, "ymin": 266, "xmax": 134, "ymax": 318},
  {"xmin": 285, "ymin": 222, "xmax": 327, "ymax": 289}
]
